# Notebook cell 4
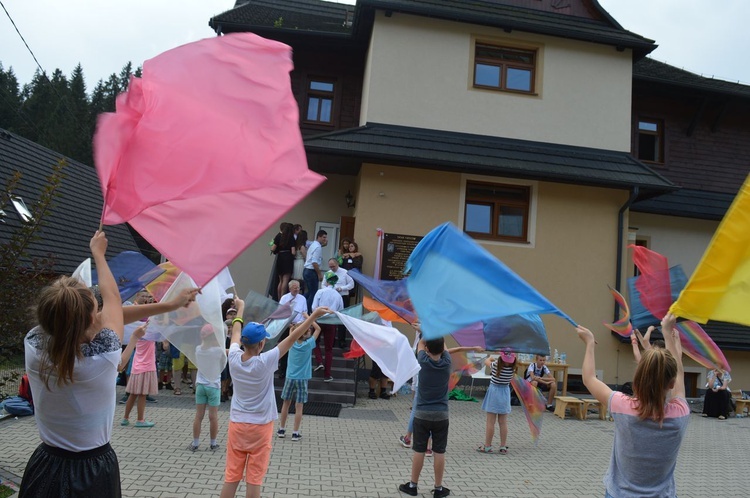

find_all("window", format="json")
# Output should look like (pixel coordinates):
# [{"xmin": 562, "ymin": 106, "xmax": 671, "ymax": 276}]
[
  {"xmin": 474, "ymin": 43, "xmax": 536, "ymax": 94},
  {"xmin": 304, "ymin": 78, "xmax": 336, "ymax": 125},
  {"xmin": 637, "ymin": 119, "xmax": 663, "ymax": 163},
  {"xmin": 10, "ymin": 195, "xmax": 33, "ymax": 223},
  {"xmin": 464, "ymin": 181, "xmax": 530, "ymax": 242}
]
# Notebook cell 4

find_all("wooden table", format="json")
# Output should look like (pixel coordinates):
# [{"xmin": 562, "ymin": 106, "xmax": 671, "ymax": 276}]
[
  {"xmin": 518, "ymin": 361, "xmax": 570, "ymax": 395},
  {"xmin": 735, "ymin": 399, "xmax": 750, "ymax": 417}
]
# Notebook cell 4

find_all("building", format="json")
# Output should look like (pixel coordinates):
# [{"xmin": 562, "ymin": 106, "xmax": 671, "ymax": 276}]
[{"xmin": 209, "ymin": 0, "xmax": 749, "ymax": 390}]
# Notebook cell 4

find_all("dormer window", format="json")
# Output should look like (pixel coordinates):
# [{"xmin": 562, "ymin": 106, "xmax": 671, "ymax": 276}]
[
  {"xmin": 474, "ymin": 43, "xmax": 536, "ymax": 94},
  {"xmin": 10, "ymin": 195, "xmax": 33, "ymax": 223},
  {"xmin": 304, "ymin": 78, "xmax": 336, "ymax": 125},
  {"xmin": 637, "ymin": 119, "xmax": 664, "ymax": 163}
]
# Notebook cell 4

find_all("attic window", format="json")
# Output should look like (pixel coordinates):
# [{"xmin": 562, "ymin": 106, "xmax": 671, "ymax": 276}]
[
  {"xmin": 637, "ymin": 119, "xmax": 663, "ymax": 163},
  {"xmin": 10, "ymin": 195, "xmax": 34, "ymax": 223},
  {"xmin": 474, "ymin": 43, "xmax": 536, "ymax": 94},
  {"xmin": 304, "ymin": 77, "xmax": 337, "ymax": 125}
]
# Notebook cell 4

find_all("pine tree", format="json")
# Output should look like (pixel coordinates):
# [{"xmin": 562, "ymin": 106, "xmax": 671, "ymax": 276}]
[
  {"xmin": 68, "ymin": 64, "xmax": 93, "ymax": 165},
  {"xmin": 0, "ymin": 64, "xmax": 23, "ymax": 132}
]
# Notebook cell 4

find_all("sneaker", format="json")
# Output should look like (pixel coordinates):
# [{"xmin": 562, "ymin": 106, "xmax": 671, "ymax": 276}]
[
  {"xmin": 277, "ymin": 429, "xmax": 286, "ymax": 438},
  {"xmin": 368, "ymin": 390, "xmax": 377, "ymax": 399},
  {"xmin": 291, "ymin": 433, "xmax": 302, "ymax": 442},
  {"xmin": 425, "ymin": 448, "xmax": 433, "ymax": 457},
  {"xmin": 120, "ymin": 418, "xmax": 129, "ymax": 426},
  {"xmin": 546, "ymin": 405, "xmax": 555, "ymax": 412},
  {"xmin": 398, "ymin": 482, "xmax": 418, "ymax": 496},
  {"xmin": 399, "ymin": 435, "xmax": 412, "ymax": 448},
  {"xmin": 165, "ymin": 383, "xmax": 173, "ymax": 390},
  {"xmin": 146, "ymin": 395, "xmax": 157, "ymax": 403},
  {"xmin": 119, "ymin": 394, "xmax": 129, "ymax": 404},
  {"xmin": 209, "ymin": 444, "xmax": 220, "ymax": 452},
  {"xmin": 324, "ymin": 376, "xmax": 333, "ymax": 382},
  {"xmin": 134, "ymin": 420, "xmax": 155, "ymax": 428},
  {"xmin": 314, "ymin": 364, "xmax": 324, "ymax": 372},
  {"xmin": 432, "ymin": 486, "xmax": 451, "ymax": 498},
  {"xmin": 187, "ymin": 444, "xmax": 199, "ymax": 452},
  {"xmin": 379, "ymin": 391, "xmax": 391, "ymax": 400}
]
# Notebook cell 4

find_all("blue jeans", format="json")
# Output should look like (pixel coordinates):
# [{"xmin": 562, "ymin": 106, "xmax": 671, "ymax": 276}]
[
  {"xmin": 303, "ymin": 268, "xmax": 319, "ymax": 313},
  {"xmin": 407, "ymin": 389, "xmax": 418, "ymax": 434}
]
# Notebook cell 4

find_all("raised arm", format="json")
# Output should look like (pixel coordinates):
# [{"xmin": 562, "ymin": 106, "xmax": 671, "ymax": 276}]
[
  {"xmin": 90, "ymin": 231, "xmax": 124, "ymax": 341},
  {"xmin": 447, "ymin": 346, "xmax": 483, "ymax": 354},
  {"xmin": 630, "ymin": 332, "xmax": 642, "ymax": 363},
  {"xmin": 277, "ymin": 307, "xmax": 330, "ymax": 356},
  {"xmin": 230, "ymin": 298, "xmax": 246, "ymax": 346},
  {"xmin": 660, "ymin": 313, "xmax": 685, "ymax": 399},
  {"xmin": 119, "ymin": 323, "xmax": 147, "ymax": 371},
  {"xmin": 577, "ymin": 325, "xmax": 613, "ymax": 406},
  {"xmin": 122, "ymin": 288, "xmax": 200, "ymax": 324}
]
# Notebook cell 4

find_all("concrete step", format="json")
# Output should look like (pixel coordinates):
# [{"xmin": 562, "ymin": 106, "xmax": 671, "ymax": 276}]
[
  {"xmin": 275, "ymin": 375, "xmax": 355, "ymax": 392},
  {"xmin": 275, "ymin": 386, "xmax": 355, "ymax": 405}
]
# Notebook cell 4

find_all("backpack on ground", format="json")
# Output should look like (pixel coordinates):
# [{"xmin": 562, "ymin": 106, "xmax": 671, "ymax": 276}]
[{"xmin": 18, "ymin": 373, "xmax": 33, "ymax": 406}]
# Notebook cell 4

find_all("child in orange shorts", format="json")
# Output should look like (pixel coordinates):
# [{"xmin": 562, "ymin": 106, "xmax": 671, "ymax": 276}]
[{"xmin": 220, "ymin": 299, "xmax": 330, "ymax": 498}]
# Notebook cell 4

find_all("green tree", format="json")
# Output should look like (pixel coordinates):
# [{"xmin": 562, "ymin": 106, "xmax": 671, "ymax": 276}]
[{"xmin": 0, "ymin": 63, "xmax": 23, "ymax": 132}]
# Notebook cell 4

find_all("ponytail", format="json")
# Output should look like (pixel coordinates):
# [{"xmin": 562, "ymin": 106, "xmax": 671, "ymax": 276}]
[{"xmin": 632, "ymin": 348, "xmax": 678, "ymax": 425}]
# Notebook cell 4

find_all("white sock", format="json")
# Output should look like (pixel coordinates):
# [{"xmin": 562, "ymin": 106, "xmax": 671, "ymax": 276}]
[
  {"xmin": 193, "ymin": 438, "xmax": 200, "ymax": 447},
  {"xmin": 210, "ymin": 439, "xmax": 217, "ymax": 446}
]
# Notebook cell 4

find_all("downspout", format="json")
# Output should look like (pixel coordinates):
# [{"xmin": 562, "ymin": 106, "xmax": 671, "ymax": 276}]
[{"xmin": 614, "ymin": 186, "xmax": 638, "ymax": 390}]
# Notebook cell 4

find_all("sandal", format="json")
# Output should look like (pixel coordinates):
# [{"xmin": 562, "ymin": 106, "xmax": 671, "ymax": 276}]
[
  {"xmin": 476, "ymin": 445, "xmax": 493, "ymax": 453},
  {"xmin": 174, "ymin": 388, "xmax": 182, "ymax": 395},
  {"xmin": 498, "ymin": 446, "xmax": 509, "ymax": 455}
]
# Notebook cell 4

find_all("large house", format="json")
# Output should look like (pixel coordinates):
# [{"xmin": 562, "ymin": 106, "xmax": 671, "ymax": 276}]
[{"xmin": 209, "ymin": 0, "xmax": 750, "ymax": 391}]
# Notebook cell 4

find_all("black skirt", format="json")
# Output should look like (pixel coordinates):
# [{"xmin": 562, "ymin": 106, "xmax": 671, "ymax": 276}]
[
  {"xmin": 702, "ymin": 389, "xmax": 730, "ymax": 418},
  {"xmin": 276, "ymin": 250, "xmax": 294, "ymax": 276},
  {"xmin": 19, "ymin": 442, "xmax": 121, "ymax": 498}
]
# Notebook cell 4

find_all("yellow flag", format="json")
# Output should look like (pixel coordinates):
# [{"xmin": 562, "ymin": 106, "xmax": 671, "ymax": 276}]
[{"xmin": 670, "ymin": 174, "xmax": 750, "ymax": 325}]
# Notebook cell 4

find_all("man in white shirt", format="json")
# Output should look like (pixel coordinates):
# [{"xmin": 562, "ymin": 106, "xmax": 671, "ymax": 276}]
[
  {"xmin": 277, "ymin": 280, "xmax": 309, "ymax": 379},
  {"xmin": 323, "ymin": 258, "xmax": 354, "ymax": 348},
  {"xmin": 311, "ymin": 272, "xmax": 343, "ymax": 382},
  {"xmin": 303, "ymin": 230, "xmax": 328, "ymax": 313}
]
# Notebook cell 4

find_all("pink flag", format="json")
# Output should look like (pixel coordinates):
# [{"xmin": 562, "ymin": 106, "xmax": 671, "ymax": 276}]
[
  {"xmin": 630, "ymin": 245, "xmax": 672, "ymax": 319},
  {"xmin": 94, "ymin": 33, "xmax": 325, "ymax": 286}
]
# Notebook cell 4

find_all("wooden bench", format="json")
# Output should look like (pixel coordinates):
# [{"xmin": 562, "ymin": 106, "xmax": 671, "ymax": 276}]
[
  {"xmin": 735, "ymin": 399, "xmax": 750, "ymax": 417},
  {"xmin": 554, "ymin": 396, "xmax": 584, "ymax": 420},
  {"xmin": 581, "ymin": 398, "xmax": 607, "ymax": 421}
]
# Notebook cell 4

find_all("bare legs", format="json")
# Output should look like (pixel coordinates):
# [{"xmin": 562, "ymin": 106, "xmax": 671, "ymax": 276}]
[
  {"xmin": 484, "ymin": 412, "xmax": 508, "ymax": 448},
  {"xmin": 124, "ymin": 394, "xmax": 147, "ymax": 421}
]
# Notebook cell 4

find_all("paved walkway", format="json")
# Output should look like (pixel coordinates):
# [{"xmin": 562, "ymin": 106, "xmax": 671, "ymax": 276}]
[{"xmin": 1, "ymin": 385, "xmax": 749, "ymax": 497}]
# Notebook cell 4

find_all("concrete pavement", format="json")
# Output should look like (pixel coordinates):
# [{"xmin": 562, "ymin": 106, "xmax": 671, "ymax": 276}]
[{"xmin": 1, "ymin": 384, "xmax": 749, "ymax": 497}]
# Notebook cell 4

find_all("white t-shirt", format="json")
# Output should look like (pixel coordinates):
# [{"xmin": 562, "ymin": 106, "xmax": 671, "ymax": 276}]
[
  {"xmin": 195, "ymin": 345, "xmax": 225, "ymax": 390},
  {"xmin": 228, "ymin": 343, "xmax": 280, "ymax": 424},
  {"xmin": 25, "ymin": 326, "xmax": 121, "ymax": 452}
]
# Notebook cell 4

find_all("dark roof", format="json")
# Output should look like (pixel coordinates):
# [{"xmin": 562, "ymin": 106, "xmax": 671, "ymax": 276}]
[
  {"xmin": 0, "ymin": 129, "xmax": 140, "ymax": 274},
  {"xmin": 634, "ymin": 57, "xmax": 750, "ymax": 100},
  {"xmin": 304, "ymin": 123, "xmax": 675, "ymax": 191},
  {"xmin": 632, "ymin": 188, "xmax": 735, "ymax": 221},
  {"xmin": 209, "ymin": 0, "xmax": 656, "ymax": 58},
  {"xmin": 355, "ymin": 0, "xmax": 655, "ymax": 57},
  {"xmin": 210, "ymin": 0, "xmax": 355, "ymax": 35}
]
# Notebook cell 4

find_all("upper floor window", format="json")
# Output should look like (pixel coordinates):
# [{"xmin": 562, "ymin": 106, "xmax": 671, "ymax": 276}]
[
  {"xmin": 637, "ymin": 119, "xmax": 663, "ymax": 163},
  {"xmin": 304, "ymin": 78, "xmax": 336, "ymax": 125},
  {"xmin": 474, "ymin": 43, "xmax": 536, "ymax": 94},
  {"xmin": 465, "ymin": 181, "xmax": 530, "ymax": 242}
]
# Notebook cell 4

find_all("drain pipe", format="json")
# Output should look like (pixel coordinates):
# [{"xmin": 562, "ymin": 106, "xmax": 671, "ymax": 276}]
[{"xmin": 614, "ymin": 186, "xmax": 639, "ymax": 390}]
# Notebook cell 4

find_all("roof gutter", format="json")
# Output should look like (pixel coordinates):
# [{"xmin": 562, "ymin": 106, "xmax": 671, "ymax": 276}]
[{"xmin": 614, "ymin": 186, "xmax": 639, "ymax": 324}]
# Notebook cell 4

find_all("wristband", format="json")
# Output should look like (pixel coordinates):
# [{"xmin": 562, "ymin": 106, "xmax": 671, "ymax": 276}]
[{"xmin": 232, "ymin": 318, "xmax": 244, "ymax": 326}]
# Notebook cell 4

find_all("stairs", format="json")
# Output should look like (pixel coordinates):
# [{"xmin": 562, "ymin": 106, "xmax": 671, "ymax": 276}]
[{"xmin": 274, "ymin": 345, "xmax": 359, "ymax": 405}]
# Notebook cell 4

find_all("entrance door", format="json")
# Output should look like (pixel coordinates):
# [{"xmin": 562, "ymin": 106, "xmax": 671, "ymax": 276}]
[
  {"xmin": 340, "ymin": 216, "xmax": 355, "ymax": 244},
  {"xmin": 315, "ymin": 221, "xmax": 340, "ymax": 265},
  {"xmin": 684, "ymin": 372, "xmax": 698, "ymax": 398}
]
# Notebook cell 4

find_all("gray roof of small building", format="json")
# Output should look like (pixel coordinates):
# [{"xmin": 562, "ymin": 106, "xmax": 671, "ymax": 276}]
[
  {"xmin": 210, "ymin": 0, "xmax": 656, "ymax": 58},
  {"xmin": 304, "ymin": 123, "xmax": 675, "ymax": 192},
  {"xmin": 634, "ymin": 57, "xmax": 750, "ymax": 99},
  {"xmin": 632, "ymin": 188, "xmax": 735, "ymax": 221},
  {"xmin": 0, "ymin": 128, "xmax": 140, "ymax": 275}
]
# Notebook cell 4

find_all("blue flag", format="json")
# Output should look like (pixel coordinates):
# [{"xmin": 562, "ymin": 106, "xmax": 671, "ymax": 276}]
[
  {"xmin": 92, "ymin": 251, "xmax": 163, "ymax": 302},
  {"xmin": 452, "ymin": 314, "xmax": 550, "ymax": 355},
  {"xmin": 348, "ymin": 270, "xmax": 417, "ymax": 323},
  {"xmin": 405, "ymin": 223, "xmax": 576, "ymax": 339}
]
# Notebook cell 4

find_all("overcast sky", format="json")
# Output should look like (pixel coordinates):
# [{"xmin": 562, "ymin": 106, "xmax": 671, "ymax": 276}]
[{"xmin": 1, "ymin": 0, "xmax": 748, "ymax": 90}]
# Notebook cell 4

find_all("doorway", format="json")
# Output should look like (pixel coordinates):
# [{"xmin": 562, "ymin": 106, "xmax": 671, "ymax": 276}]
[{"xmin": 315, "ymin": 221, "xmax": 340, "ymax": 265}]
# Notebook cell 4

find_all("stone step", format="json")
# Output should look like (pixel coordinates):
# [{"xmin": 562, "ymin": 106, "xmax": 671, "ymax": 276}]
[
  {"xmin": 275, "ymin": 375, "xmax": 355, "ymax": 392},
  {"xmin": 274, "ymin": 386, "xmax": 355, "ymax": 405}
]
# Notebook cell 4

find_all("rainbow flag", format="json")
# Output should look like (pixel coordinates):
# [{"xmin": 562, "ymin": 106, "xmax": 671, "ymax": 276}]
[
  {"xmin": 510, "ymin": 373, "xmax": 546, "ymax": 444},
  {"xmin": 603, "ymin": 286, "xmax": 633, "ymax": 337},
  {"xmin": 448, "ymin": 351, "xmax": 485, "ymax": 391},
  {"xmin": 675, "ymin": 320, "xmax": 731, "ymax": 372}
]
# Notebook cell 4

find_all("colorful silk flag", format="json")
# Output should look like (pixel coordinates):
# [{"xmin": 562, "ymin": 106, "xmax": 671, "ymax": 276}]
[
  {"xmin": 342, "ymin": 340, "xmax": 365, "ymax": 359},
  {"xmin": 405, "ymin": 223, "xmax": 576, "ymax": 339},
  {"xmin": 603, "ymin": 286, "xmax": 633, "ymax": 337},
  {"xmin": 448, "ymin": 351, "xmax": 485, "ymax": 390},
  {"xmin": 630, "ymin": 245, "xmax": 673, "ymax": 320},
  {"xmin": 94, "ymin": 33, "xmax": 325, "ymax": 286},
  {"xmin": 91, "ymin": 251, "xmax": 163, "ymax": 302},
  {"xmin": 362, "ymin": 296, "xmax": 410, "ymax": 324},
  {"xmin": 627, "ymin": 265, "xmax": 688, "ymax": 330},
  {"xmin": 675, "ymin": 320, "xmax": 731, "ymax": 371},
  {"xmin": 510, "ymin": 373, "xmax": 546, "ymax": 444},
  {"xmin": 334, "ymin": 312, "xmax": 420, "ymax": 392},
  {"xmin": 317, "ymin": 303, "xmax": 383, "ymax": 325},
  {"xmin": 349, "ymin": 271, "xmax": 417, "ymax": 323},
  {"xmin": 670, "ymin": 174, "xmax": 750, "ymax": 326},
  {"xmin": 451, "ymin": 314, "xmax": 550, "ymax": 355}
]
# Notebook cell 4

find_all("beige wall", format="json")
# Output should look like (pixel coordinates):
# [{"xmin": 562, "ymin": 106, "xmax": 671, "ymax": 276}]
[
  {"xmin": 228, "ymin": 174, "xmax": 356, "ymax": 297},
  {"xmin": 361, "ymin": 12, "xmax": 633, "ymax": 151},
  {"xmin": 353, "ymin": 163, "xmax": 636, "ymax": 383}
]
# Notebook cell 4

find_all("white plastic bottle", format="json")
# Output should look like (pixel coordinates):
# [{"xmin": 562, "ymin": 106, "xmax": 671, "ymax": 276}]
[{"xmin": 553, "ymin": 349, "xmax": 559, "ymax": 363}]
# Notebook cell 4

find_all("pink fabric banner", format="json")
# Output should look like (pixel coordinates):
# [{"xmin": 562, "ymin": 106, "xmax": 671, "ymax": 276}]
[{"xmin": 94, "ymin": 33, "xmax": 325, "ymax": 286}]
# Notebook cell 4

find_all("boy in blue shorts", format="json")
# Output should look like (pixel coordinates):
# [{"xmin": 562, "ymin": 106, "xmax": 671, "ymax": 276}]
[
  {"xmin": 278, "ymin": 316, "xmax": 321, "ymax": 441},
  {"xmin": 189, "ymin": 324, "xmax": 226, "ymax": 452}
]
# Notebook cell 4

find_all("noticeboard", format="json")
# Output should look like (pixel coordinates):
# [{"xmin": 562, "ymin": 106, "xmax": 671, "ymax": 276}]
[{"xmin": 379, "ymin": 232, "xmax": 423, "ymax": 281}]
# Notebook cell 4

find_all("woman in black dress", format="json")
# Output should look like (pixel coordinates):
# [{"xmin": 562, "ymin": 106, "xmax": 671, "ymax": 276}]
[
  {"xmin": 271, "ymin": 223, "xmax": 296, "ymax": 301},
  {"xmin": 702, "ymin": 368, "xmax": 731, "ymax": 420}
]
